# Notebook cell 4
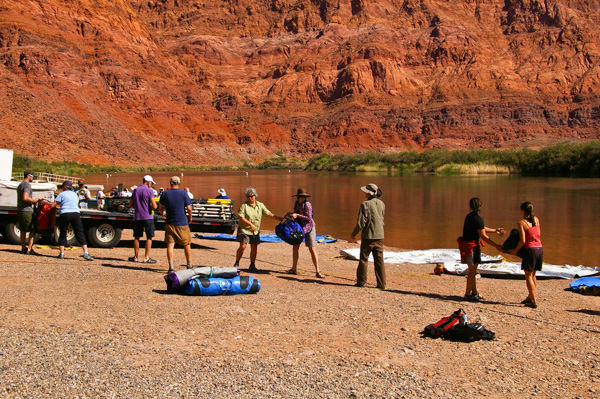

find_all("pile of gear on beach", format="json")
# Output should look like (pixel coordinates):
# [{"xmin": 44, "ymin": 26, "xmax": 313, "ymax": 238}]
[{"xmin": 164, "ymin": 267, "xmax": 261, "ymax": 296}]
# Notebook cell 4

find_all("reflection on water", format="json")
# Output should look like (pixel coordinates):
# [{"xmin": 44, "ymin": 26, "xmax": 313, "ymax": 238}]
[{"xmin": 86, "ymin": 171, "xmax": 600, "ymax": 267}]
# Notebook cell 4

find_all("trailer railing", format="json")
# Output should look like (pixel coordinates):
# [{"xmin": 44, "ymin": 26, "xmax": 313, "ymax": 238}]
[{"xmin": 11, "ymin": 172, "xmax": 81, "ymax": 184}]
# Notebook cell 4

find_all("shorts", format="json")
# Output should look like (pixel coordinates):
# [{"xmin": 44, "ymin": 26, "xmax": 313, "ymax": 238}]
[
  {"xmin": 17, "ymin": 211, "xmax": 35, "ymax": 232},
  {"xmin": 237, "ymin": 232, "xmax": 261, "ymax": 245},
  {"xmin": 465, "ymin": 245, "xmax": 482, "ymax": 266},
  {"xmin": 303, "ymin": 227, "xmax": 317, "ymax": 247},
  {"xmin": 521, "ymin": 247, "xmax": 543, "ymax": 272},
  {"xmin": 133, "ymin": 219, "xmax": 155, "ymax": 239},
  {"xmin": 164, "ymin": 224, "xmax": 191, "ymax": 246}
]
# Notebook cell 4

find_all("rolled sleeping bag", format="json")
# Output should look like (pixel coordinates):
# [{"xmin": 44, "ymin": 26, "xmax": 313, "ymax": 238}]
[
  {"xmin": 164, "ymin": 267, "xmax": 240, "ymax": 291},
  {"xmin": 182, "ymin": 276, "xmax": 261, "ymax": 296}
]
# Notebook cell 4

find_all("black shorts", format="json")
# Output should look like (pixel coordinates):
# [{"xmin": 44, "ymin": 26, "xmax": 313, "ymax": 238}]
[
  {"xmin": 465, "ymin": 245, "xmax": 482, "ymax": 266},
  {"xmin": 133, "ymin": 219, "xmax": 155, "ymax": 239},
  {"xmin": 521, "ymin": 247, "xmax": 543, "ymax": 272}
]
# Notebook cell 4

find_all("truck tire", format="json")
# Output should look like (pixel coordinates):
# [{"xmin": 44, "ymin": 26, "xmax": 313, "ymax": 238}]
[
  {"xmin": 3, "ymin": 223, "xmax": 40, "ymax": 246},
  {"xmin": 51, "ymin": 224, "xmax": 78, "ymax": 246},
  {"xmin": 87, "ymin": 223, "xmax": 122, "ymax": 248}
]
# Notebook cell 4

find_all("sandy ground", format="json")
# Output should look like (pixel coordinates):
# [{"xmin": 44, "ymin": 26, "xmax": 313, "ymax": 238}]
[{"xmin": 1, "ymin": 230, "xmax": 599, "ymax": 398}]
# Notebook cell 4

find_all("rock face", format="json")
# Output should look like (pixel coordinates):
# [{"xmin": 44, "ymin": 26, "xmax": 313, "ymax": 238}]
[{"xmin": 0, "ymin": 0, "xmax": 599, "ymax": 166}]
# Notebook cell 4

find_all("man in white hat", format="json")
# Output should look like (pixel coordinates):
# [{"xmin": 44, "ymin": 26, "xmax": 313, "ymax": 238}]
[
  {"xmin": 351, "ymin": 183, "xmax": 386, "ymax": 289},
  {"xmin": 216, "ymin": 188, "xmax": 229, "ymax": 199},
  {"xmin": 129, "ymin": 175, "xmax": 158, "ymax": 264}
]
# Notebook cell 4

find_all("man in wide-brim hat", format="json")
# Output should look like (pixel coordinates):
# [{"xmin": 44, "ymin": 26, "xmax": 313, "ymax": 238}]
[{"xmin": 351, "ymin": 183, "xmax": 386, "ymax": 289}]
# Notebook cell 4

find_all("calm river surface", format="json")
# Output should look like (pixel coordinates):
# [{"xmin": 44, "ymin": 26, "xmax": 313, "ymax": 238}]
[{"xmin": 86, "ymin": 171, "xmax": 600, "ymax": 268}]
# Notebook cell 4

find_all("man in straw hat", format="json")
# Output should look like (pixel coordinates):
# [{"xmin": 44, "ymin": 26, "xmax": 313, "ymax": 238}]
[{"xmin": 351, "ymin": 183, "xmax": 386, "ymax": 289}]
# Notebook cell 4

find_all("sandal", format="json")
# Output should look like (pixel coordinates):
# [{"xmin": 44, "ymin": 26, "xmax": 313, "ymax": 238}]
[
  {"xmin": 284, "ymin": 269, "xmax": 298, "ymax": 275},
  {"xmin": 128, "ymin": 256, "xmax": 137, "ymax": 262},
  {"xmin": 521, "ymin": 297, "xmax": 532, "ymax": 304},
  {"xmin": 525, "ymin": 301, "xmax": 538, "ymax": 309},
  {"xmin": 315, "ymin": 272, "xmax": 325, "ymax": 279}
]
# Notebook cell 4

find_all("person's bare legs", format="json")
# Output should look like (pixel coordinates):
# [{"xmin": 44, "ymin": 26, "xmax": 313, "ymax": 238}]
[
  {"xmin": 465, "ymin": 263, "xmax": 479, "ymax": 297},
  {"xmin": 184, "ymin": 244, "xmax": 192, "ymax": 268},
  {"xmin": 133, "ymin": 238, "xmax": 140, "ymax": 260},
  {"xmin": 166, "ymin": 242, "xmax": 175, "ymax": 271},
  {"xmin": 308, "ymin": 246, "xmax": 322, "ymax": 276},
  {"xmin": 525, "ymin": 270, "xmax": 537, "ymax": 305},
  {"xmin": 289, "ymin": 244, "xmax": 300, "ymax": 272},
  {"xmin": 236, "ymin": 242, "xmax": 247, "ymax": 262},
  {"xmin": 249, "ymin": 244, "xmax": 258, "ymax": 264},
  {"xmin": 144, "ymin": 239, "xmax": 153, "ymax": 261}
]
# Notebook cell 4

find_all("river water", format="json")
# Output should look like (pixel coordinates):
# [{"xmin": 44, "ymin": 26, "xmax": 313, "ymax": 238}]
[{"xmin": 86, "ymin": 171, "xmax": 600, "ymax": 268}]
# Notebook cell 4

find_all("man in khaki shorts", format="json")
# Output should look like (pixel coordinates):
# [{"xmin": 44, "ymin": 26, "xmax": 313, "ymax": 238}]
[{"xmin": 158, "ymin": 176, "xmax": 193, "ymax": 273}]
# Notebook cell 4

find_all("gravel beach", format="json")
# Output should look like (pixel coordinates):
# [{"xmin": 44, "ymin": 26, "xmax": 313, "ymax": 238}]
[{"xmin": 1, "ymin": 231, "xmax": 599, "ymax": 398}]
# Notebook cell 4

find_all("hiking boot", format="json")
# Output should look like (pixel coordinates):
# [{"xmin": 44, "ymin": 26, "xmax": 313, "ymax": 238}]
[
  {"xmin": 248, "ymin": 263, "xmax": 258, "ymax": 272},
  {"xmin": 82, "ymin": 253, "xmax": 94, "ymax": 261},
  {"xmin": 143, "ymin": 258, "xmax": 157, "ymax": 264}
]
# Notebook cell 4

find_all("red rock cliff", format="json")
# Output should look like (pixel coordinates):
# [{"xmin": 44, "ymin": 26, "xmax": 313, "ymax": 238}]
[{"xmin": 0, "ymin": 0, "xmax": 599, "ymax": 166}]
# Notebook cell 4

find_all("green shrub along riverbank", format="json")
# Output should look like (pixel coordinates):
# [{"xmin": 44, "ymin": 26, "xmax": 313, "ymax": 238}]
[
  {"xmin": 305, "ymin": 142, "xmax": 600, "ymax": 176},
  {"xmin": 10, "ymin": 142, "xmax": 600, "ymax": 177}
]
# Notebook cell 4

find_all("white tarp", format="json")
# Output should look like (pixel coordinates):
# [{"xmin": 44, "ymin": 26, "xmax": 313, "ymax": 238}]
[
  {"xmin": 0, "ymin": 181, "xmax": 57, "ymax": 206},
  {"xmin": 340, "ymin": 248, "xmax": 600, "ymax": 280}
]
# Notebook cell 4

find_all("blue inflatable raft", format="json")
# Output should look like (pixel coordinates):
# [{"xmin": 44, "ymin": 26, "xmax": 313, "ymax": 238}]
[{"xmin": 183, "ymin": 275, "xmax": 261, "ymax": 296}]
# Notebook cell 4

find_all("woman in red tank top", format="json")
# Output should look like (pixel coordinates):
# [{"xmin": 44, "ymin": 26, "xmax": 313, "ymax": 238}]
[{"xmin": 510, "ymin": 201, "xmax": 543, "ymax": 309}]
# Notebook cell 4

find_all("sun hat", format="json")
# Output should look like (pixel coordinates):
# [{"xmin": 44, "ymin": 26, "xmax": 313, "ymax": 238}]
[
  {"xmin": 292, "ymin": 188, "xmax": 311, "ymax": 197},
  {"xmin": 170, "ymin": 176, "xmax": 181, "ymax": 184},
  {"xmin": 62, "ymin": 180, "xmax": 73, "ymax": 189},
  {"xmin": 217, "ymin": 188, "xmax": 227, "ymax": 196},
  {"xmin": 360, "ymin": 183, "xmax": 379, "ymax": 196},
  {"xmin": 143, "ymin": 175, "xmax": 156, "ymax": 184}
]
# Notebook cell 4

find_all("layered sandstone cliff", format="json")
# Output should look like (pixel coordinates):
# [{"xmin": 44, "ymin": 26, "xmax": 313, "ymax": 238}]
[{"xmin": 0, "ymin": 0, "xmax": 599, "ymax": 166}]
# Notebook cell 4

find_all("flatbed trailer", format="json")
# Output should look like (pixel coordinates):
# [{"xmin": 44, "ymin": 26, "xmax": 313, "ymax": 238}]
[{"xmin": 0, "ymin": 199, "xmax": 237, "ymax": 248}]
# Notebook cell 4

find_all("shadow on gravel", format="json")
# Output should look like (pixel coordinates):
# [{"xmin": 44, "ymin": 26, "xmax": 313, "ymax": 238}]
[
  {"xmin": 386, "ymin": 288, "xmax": 473, "ymax": 303},
  {"xmin": 115, "ymin": 239, "xmax": 216, "ymax": 251},
  {"xmin": 152, "ymin": 289, "xmax": 173, "ymax": 295},
  {"xmin": 101, "ymin": 262, "xmax": 166, "ymax": 273},
  {"xmin": 566, "ymin": 309, "xmax": 600, "ymax": 316},
  {"xmin": 276, "ymin": 275, "xmax": 349, "ymax": 287}
]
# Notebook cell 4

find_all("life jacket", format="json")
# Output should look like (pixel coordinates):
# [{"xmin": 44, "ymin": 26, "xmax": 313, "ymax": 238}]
[{"xmin": 35, "ymin": 202, "xmax": 56, "ymax": 234}]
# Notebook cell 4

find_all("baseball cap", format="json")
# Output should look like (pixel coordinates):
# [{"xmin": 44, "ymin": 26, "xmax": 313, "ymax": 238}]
[
  {"xmin": 24, "ymin": 169, "xmax": 35, "ymax": 178},
  {"xmin": 143, "ymin": 175, "xmax": 156, "ymax": 184},
  {"xmin": 170, "ymin": 176, "xmax": 181, "ymax": 184}
]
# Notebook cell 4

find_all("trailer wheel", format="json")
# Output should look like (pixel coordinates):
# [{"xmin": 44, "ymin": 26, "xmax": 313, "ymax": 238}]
[
  {"xmin": 3, "ymin": 223, "xmax": 40, "ymax": 246},
  {"xmin": 51, "ymin": 224, "xmax": 78, "ymax": 246},
  {"xmin": 87, "ymin": 223, "xmax": 122, "ymax": 248}
]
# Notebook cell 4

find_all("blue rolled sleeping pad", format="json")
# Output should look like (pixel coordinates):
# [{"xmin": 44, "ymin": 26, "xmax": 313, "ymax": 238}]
[{"xmin": 183, "ymin": 275, "xmax": 261, "ymax": 296}]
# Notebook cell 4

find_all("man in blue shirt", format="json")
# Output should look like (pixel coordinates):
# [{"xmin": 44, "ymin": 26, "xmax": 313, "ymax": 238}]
[{"xmin": 158, "ymin": 176, "xmax": 193, "ymax": 273}]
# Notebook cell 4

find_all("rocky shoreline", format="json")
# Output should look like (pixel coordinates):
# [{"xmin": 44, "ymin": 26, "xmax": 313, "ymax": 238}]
[{"xmin": 1, "ymin": 231, "xmax": 599, "ymax": 398}]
